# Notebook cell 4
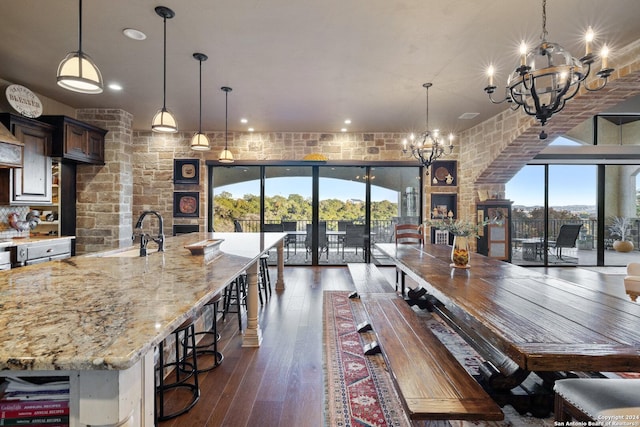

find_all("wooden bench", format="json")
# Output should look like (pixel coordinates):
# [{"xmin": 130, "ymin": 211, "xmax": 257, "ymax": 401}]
[{"xmin": 347, "ymin": 264, "xmax": 504, "ymax": 421}]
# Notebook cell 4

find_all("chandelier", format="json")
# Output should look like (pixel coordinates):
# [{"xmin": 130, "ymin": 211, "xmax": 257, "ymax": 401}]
[
  {"xmin": 402, "ymin": 83, "xmax": 454, "ymax": 174},
  {"xmin": 484, "ymin": 0, "xmax": 614, "ymax": 140}
]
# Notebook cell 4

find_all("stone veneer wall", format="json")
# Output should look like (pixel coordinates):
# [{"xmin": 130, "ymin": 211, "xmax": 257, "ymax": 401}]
[
  {"xmin": 75, "ymin": 109, "xmax": 133, "ymax": 254},
  {"xmin": 130, "ymin": 131, "xmax": 452, "ymax": 240}
]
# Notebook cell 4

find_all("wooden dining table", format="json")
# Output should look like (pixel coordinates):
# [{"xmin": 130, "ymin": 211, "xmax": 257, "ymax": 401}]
[{"xmin": 376, "ymin": 242, "xmax": 640, "ymax": 377}]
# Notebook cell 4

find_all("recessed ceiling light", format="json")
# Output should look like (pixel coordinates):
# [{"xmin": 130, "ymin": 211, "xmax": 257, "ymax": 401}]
[
  {"xmin": 108, "ymin": 83, "xmax": 123, "ymax": 91},
  {"xmin": 123, "ymin": 28, "xmax": 147, "ymax": 40},
  {"xmin": 344, "ymin": 119, "xmax": 351, "ymax": 124},
  {"xmin": 240, "ymin": 118, "xmax": 248, "ymax": 124},
  {"xmin": 341, "ymin": 128, "xmax": 347, "ymax": 132},
  {"xmin": 248, "ymin": 127, "xmax": 254, "ymax": 132}
]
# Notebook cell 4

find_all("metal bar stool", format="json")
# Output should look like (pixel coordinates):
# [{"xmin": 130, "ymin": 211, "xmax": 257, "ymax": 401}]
[
  {"xmin": 223, "ymin": 275, "xmax": 246, "ymax": 331},
  {"xmin": 259, "ymin": 255, "xmax": 272, "ymax": 303},
  {"xmin": 155, "ymin": 317, "xmax": 200, "ymax": 422},
  {"xmin": 188, "ymin": 293, "xmax": 224, "ymax": 372}
]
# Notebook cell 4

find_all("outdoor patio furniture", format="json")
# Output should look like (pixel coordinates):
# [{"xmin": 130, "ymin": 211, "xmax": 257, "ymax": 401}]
[
  {"xmin": 550, "ymin": 224, "xmax": 582, "ymax": 260},
  {"xmin": 342, "ymin": 224, "xmax": 366, "ymax": 261},
  {"xmin": 305, "ymin": 222, "xmax": 329, "ymax": 260}
]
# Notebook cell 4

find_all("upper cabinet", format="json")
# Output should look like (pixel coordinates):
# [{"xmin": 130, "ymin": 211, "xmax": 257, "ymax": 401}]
[
  {"xmin": 39, "ymin": 115, "xmax": 107, "ymax": 165},
  {"xmin": 0, "ymin": 113, "xmax": 54, "ymax": 205}
]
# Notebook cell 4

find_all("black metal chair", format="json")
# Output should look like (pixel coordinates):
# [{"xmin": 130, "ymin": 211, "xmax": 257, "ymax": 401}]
[
  {"xmin": 282, "ymin": 221, "xmax": 298, "ymax": 259},
  {"xmin": 233, "ymin": 220, "xmax": 243, "ymax": 232},
  {"xmin": 550, "ymin": 224, "xmax": 582, "ymax": 260},
  {"xmin": 342, "ymin": 224, "xmax": 366, "ymax": 261},
  {"xmin": 305, "ymin": 222, "xmax": 329, "ymax": 260}
]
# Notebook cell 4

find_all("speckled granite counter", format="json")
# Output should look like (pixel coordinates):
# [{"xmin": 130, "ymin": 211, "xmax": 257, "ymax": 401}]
[
  {"xmin": 0, "ymin": 231, "xmax": 285, "ymax": 372},
  {"xmin": 0, "ymin": 232, "xmax": 285, "ymax": 426}
]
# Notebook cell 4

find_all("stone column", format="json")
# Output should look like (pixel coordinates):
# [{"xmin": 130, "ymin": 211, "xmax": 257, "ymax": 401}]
[{"xmin": 75, "ymin": 109, "xmax": 133, "ymax": 254}]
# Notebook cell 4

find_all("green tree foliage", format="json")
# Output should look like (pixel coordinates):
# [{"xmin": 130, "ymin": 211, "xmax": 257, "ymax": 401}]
[{"xmin": 213, "ymin": 192, "xmax": 398, "ymax": 231}]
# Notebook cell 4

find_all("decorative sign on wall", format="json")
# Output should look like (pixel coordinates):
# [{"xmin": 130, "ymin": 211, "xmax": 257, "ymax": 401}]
[{"xmin": 5, "ymin": 84, "xmax": 43, "ymax": 118}]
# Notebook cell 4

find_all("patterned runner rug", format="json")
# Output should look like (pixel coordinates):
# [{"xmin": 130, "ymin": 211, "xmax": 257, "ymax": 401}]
[{"xmin": 323, "ymin": 290, "xmax": 554, "ymax": 427}]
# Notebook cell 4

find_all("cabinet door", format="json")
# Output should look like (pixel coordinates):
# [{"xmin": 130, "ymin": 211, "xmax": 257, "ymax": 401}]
[
  {"xmin": 64, "ymin": 122, "xmax": 87, "ymax": 162},
  {"xmin": 12, "ymin": 122, "xmax": 52, "ymax": 204},
  {"xmin": 86, "ymin": 129, "xmax": 105, "ymax": 163}
]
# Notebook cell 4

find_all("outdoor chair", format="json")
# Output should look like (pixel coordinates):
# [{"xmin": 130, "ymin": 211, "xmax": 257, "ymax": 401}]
[
  {"xmin": 342, "ymin": 224, "xmax": 366, "ymax": 261},
  {"xmin": 549, "ymin": 224, "xmax": 582, "ymax": 260},
  {"xmin": 263, "ymin": 223, "xmax": 284, "ymax": 232},
  {"xmin": 282, "ymin": 221, "xmax": 298, "ymax": 259},
  {"xmin": 233, "ymin": 219, "xmax": 243, "ymax": 232},
  {"xmin": 305, "ymin": 222, "xmax": 329, "ymax": 261},
  {"xmin": 337, "ymin": 220, "xmax": 353, "ymax": 253}
]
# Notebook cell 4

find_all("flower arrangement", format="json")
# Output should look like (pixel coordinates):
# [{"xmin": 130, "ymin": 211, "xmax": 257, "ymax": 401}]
[{"xmin": 424, "ymin": 218, "xmax": 485, "ymax": 238}]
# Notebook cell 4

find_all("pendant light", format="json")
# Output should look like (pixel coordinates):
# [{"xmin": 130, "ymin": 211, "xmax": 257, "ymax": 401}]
[
  {"xmin": 151, "ymin": 6, "xmax": 178, "ymax": 133},
  {"xmin": 56, "ymin": 0, "xmax": 103, "ymax": 94},
  {"xmin": 219, "ymin": 87, "xmax": 234, "ymax": 163},
  {"xmin": 190, "ymin": 53, "xmax": 210, "ymax": 151}
]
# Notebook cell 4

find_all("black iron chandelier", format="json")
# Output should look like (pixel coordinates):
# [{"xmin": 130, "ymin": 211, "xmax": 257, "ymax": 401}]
[
  {"xmin": 402, "ymin": 83, "xmax": 454, "ymax": 174},
  {"xmin": 484, "ymin": 0, "xmax": 614, "ymax": 140}
]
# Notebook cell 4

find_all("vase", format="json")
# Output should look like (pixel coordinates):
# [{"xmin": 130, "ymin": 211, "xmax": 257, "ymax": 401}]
[
  {"xmin": 613, "ymin": 240, "xmax": 634, "ymax": 253},
  {"xmin": 451, "ymin": 235, "xmax": 470, "ymax": 268}
]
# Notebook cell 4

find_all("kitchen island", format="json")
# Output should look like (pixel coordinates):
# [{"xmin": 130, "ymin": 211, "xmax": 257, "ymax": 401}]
[{"xmin": 0, "ymin": 231, "xmax": 286, "ymax": 427}]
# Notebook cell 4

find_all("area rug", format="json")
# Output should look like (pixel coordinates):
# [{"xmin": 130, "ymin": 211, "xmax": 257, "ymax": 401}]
[
  {"xmin": 323, "ymin": 290, "xmax": 554, "ymax": 427},
  {"xmin": 323, "ymin": 290, "xmax": 409, "ymax": 426}
]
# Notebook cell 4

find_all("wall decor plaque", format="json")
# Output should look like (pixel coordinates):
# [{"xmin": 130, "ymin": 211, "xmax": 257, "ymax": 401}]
[
  {"xmin": 173, "ymin": 159, "xmax": 199, "ymax": 184},
  {"xmin": 6, "ymin": 84, "xmax": 43, "ymax": 118},
  {"xmin": 173, "ymin": 192, "xmax": 200, "ymax": 217}
]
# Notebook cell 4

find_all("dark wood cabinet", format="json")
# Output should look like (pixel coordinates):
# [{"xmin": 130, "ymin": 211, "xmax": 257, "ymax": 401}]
[
  {"xmin": 0, "ymin": 113, "xmax": 54, "ymax": 205},
  {"xmin": 476, "ymin": 199, "xmax": 512, "ymax": 262},
  {"xmin": 39, "ymin": 115, "xmax": 107, "ymax": 164}
]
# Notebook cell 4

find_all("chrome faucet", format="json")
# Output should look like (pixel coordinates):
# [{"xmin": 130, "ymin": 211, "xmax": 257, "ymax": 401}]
[{"xmin": 133, "ymin": 211, "xmax": 165, "ymax": 256}]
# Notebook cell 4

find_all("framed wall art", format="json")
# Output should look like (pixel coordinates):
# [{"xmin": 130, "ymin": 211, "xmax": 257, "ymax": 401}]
[
  {"xmin": 174, "ymin": 159, "xmax": 199, "ymax": 184},
  {"xmin": 173, "ymin": 192, "xmax": 200, "ymax": 217}
]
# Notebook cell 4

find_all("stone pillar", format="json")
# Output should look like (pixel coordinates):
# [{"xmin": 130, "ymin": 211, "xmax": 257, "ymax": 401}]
[{"xmin": 75, "ymin": 109, "xmax": 133, "ymax": 254}]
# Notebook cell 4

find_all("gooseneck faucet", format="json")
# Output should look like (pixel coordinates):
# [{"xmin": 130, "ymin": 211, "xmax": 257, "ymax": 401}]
[{"xmin": 133, "ymin": 211, "xmax": 165, "ymax": 256}]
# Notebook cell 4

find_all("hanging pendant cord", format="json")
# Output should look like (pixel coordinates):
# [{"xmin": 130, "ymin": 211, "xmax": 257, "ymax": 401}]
[
  {"xmin": 198, "ymin": 59, "xmax": 202, "ymax": 133},
  {"xmin": 224, "ymin": 90, "xmax": 229, "ymax": 150},
  {"xmin": 162, "ymin": 14, "xmax": 167, "ymax": 109},
  {"xmin": 77, "ymin": 0, "xmax": 83, "ymax": 52},
  {"xmin": 540, "ymin": 0, "xmax": 548, "ymax": 42}
]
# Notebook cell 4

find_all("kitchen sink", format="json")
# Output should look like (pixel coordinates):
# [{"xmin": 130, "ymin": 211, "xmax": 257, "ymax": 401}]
[{"xmin": 98, "ymin": 247, "xmax": 159, "ymax": 258}]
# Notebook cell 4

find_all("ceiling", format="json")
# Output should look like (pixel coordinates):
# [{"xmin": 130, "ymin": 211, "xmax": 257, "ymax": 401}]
[{"xmin": 2, "ymin": 0, "xmax": 640, "ymax": 134}]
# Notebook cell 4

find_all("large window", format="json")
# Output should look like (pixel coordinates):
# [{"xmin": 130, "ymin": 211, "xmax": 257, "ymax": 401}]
[{"xmin": 209, "ymin": 163, "xmax": 420, "ymax": 266}]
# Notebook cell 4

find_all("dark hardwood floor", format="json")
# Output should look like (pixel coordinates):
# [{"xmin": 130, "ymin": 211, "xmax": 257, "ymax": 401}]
[
  {"xmin": 158, "ymin": 265, "xmax": 355, "ymax": 427},
  {"xmin": 157, "ymin": 265, "xmax": 628, "ymax": 427}
]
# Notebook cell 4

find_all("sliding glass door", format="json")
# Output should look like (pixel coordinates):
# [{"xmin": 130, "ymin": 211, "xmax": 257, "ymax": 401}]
[{"xmin": 210, "ymin": 163, "xmax": 420, "ymax": 266}]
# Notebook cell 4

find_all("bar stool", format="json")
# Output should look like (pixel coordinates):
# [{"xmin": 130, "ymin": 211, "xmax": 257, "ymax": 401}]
[
  {"xmin": 259, "ymin": 254, "xmax": 272, "ymax": 303},
  {"xmin": 189, "ymin": 294, "xmax": 224, "ymax": 372},
  {"xmin": 155, "ymin": 317, "xmax": 200, "ymax": 422},
  {"xmin": 223, "ymin": 276, "xmax": 246, "ymax": 331}
]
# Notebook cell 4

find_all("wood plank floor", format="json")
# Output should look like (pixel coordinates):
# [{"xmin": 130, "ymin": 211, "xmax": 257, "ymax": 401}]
[
  {"xmin": 157, "ymin": 265, "xmax": 629, "ymax": 427},
  {"xmin": 158, "ymin": 265, "xmax": 355, "ymax": 427}
]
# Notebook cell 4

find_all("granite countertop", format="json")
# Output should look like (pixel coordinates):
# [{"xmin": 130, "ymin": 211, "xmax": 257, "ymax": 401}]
[{"xmin": 0, "ymin": 232, "xmax": 284, "ymax": 372}]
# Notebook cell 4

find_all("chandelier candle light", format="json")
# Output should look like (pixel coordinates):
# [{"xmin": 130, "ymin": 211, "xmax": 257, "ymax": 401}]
[
  {"xmin": 402, "ymin": 83, "xmax": 454, "ymax": 174},
  {"xmin": 484, "ymin": 0, "xmax": 614, "ymax": 140}
]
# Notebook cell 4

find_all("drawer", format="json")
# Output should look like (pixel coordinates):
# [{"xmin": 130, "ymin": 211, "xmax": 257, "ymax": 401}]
[
  {"xmin": 16, "ymin": 240, "xmax": 72, "ymax": 263},
  {"xmin": 0, "ymin": 251, "xmax": 10, "ymax": 270}
]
